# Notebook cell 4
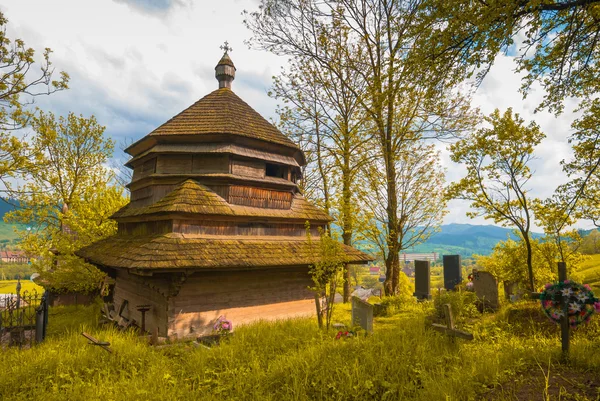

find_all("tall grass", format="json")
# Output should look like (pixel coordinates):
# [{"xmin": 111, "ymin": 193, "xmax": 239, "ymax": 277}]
[{"xmin": 0, "ymin": 297, "xmax": 599, "ymax": 400}]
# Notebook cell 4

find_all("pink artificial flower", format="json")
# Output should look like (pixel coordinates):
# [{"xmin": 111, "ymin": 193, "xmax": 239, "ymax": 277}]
[
  {"xmin": 584, "ymin": 284, "xmax": 592, "ymax": 291},
  {"xmin": 545, "ymin": 283, "xmax": 553, "ymax": 289},
  {"xmin": 564, "ymin": 280, "xmax": 570, "ymax": 284},
  {"xmin": 594, "ymin": 302, "xmax": 600, "ymax": 313}
]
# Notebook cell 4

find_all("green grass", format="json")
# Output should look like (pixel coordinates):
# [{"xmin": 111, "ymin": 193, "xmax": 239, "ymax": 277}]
[
  {"xmin": 1, "ymin": 295, "xmax": 599, "ymax": 400},
  {"xmin": 0, "ymin": 279, "xmax": 44, "ymax": 294},
  {"xmin": 580, "ymin": 254, "xmax": 600, "ymax": 291}
]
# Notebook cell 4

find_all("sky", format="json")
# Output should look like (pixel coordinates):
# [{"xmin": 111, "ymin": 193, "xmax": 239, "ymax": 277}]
[{"xmin": 0, "ymin": 0, "xmax": 591, "ymax": 231}]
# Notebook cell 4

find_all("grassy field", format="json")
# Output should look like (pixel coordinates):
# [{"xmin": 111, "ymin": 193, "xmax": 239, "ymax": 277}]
[
  {"xmin": 580, "ymin": 254, "xmax": 600, "ymax": 291},
  {"xmin": 0, "ymin": 279, "xmax": 44, "ymax": 294},
  {"xmin": 0, "ymin": 293, "xmax": 599, "ymax": 400}
]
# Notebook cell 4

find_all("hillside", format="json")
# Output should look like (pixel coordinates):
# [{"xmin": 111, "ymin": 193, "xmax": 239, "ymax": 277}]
[{"xmin": 404, "ymin": 223, "xmax": 543, "ymax": 257}]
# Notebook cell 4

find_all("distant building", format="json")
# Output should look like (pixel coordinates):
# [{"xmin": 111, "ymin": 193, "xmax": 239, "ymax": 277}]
[
  {"xmin": 400, "ymin": 252, "xmax": 438, "ymax": 263},
  {"xmin": 1, "ymin": 250, "xmax": 29, "ymax": 264},
  {"xmin": 369, "ymin": 266, "xmax": 380, "ymax": 275}
]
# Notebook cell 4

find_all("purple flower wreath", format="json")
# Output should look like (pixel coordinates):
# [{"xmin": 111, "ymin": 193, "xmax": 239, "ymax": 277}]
[{"xmin": 540, "ymin": 281, "xmax": 600, "ymax": 327}]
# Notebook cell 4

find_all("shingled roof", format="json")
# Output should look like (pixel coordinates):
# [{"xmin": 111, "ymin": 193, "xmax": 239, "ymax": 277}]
[
  {"xmin": 134, "ymin": 88, "xmax": 298, "ymax": 151},
  {"xmin": 113, "ymin": 179, "xmax": 332, "ymax": 222},
  {"xmin": 77, "ymin": 233, "xmax": 372, "ymax": 270}
]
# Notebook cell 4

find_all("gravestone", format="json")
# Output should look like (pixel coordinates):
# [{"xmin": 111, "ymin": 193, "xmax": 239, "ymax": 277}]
[
  {"xmin": 351, "ymin": 296, "xmax": 373, "ymax": 333},
  {"xmin": 443, "ymin": 255, "xmax": 462, "ymax": 290},
  {"xmin": 413, "ymin": 260, "xmax": 431, "ymax": 300},
  {"xmin": 472, "ymin": 270, "xmax": 499, "ymax": 310}
]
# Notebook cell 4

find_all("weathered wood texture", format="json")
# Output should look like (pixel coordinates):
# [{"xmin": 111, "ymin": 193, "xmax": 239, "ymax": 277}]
[
  {"xmin": 231, "ymin": 158, "xmax": 265, "ymax": 178},
  {"xmin": 193, "ymin": 154, "xmax": 229, "ymax": 173},
  {"xmin": 112, "ymin": 271, "xmax": 170, "ymax": 336},
  {"xmin": 118, "ymin": 220, "xmax": 172, "ymax": 236},
  {"xmin": 173, "ymin": 220, "xmax": 321, "ymax": 237},
  {"xmin": 132, "ymin": 158, "xmax": 156, "ymax": 181},
  {"xmin": 130, "ymin": 184, "xmax": 177, "ymax": 208},
  {"xmin": 157, "ymin": 154, "xmax": 193, "ymax": 174},
  {"xmin": 229, "ymin": 186, "xmax": 292, "ymax": 209},
  {"xmin": 168, "ymin": 268, "xmax": 315, "ymax": 338}
]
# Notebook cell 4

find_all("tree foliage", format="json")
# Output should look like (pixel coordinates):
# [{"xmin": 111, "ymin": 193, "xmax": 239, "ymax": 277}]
[
  {"xmin": 447, "ymin": 108, "xmax": 545, "ymax": 291},
  {"xmin": 5, "ymin": 112, "xmax": 127, "ymax": 293},
  {"xmin": 425, "ymin": 0, "xmax": 600, "ymax": 115},
  {"xmin": 476, "ymin": 235, "xmax": 586, "ymax": 291},
  {"xmin": 0, "ymin": 11, "xmax": 69, "ymax": 181}
]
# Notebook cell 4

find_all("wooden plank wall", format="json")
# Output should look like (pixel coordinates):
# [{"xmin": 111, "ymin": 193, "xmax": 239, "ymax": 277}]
[
  {"xmin": 129, "ymin": 184, "xmax": 178, "ymax": 208},
  {"xmin": 168, "ymin": 268, "xmax": 315, "ymax": 339},
  {"xmin": 193, "ymin": 155, "xmax": 230, "ymax": 173},
  {"xmin": 118, "ymin": 220, "xmax": 172, "ymax": 236},
  {"xmin": 113, "ymin": 271, "xmax": 170, "ymax": 336},
  {"xmin": 132, "ymin": 158, "xmax": 156, "ymax": 182},
  {"xmin": 173, "ymin": 220, "xmax": 322, "ymax": 237},
  {"xmin": 157, "ymin": 154, "xmax": 193, "ymax": 174},
  {"xmin": 231, "ymin": 158, "xmax": 265, "ymax": 178}
]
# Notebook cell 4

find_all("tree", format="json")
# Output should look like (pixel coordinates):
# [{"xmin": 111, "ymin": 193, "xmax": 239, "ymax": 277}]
[
  {"xmin": 360, "ymin": 140, "xmax": 447, "ymax": 274},
  {"xmin": 0, "ymin": 11, "xmax": 69, "ymax": 181},
  {"xmin": 272, "ymin": 46, "xmax": 369, "ymax": 303},
  {"xmin": 447, "ymin": 108, "xmax": 545, "ymax": 292},
  {"xmin": 424, "ymin": 0, "xmax": 600, "ymax": 115},
  {"xmin": 5, "ymin": 112, "xmax": 127, "ymax": 292},
  {"xmin": 306, "ymin": 226, "xmax": 347, "ymax": 329},
  {"xmin": 246, "ymin": 0, "xmax": 476, "ymax": 295}
]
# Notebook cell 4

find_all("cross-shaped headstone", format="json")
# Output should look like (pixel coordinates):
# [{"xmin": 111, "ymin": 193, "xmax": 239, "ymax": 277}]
[{"xmin": 431, "ymin": 304, "xmax": 473, "ymax": 340}]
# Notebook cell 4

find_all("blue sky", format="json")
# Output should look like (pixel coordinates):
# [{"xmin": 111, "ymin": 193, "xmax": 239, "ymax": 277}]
[{"xmin": 0, "ymin": 0, "xmax": 590, "ymax": 230}]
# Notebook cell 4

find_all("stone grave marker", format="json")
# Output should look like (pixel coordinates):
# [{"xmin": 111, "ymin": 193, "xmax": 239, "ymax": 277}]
[
  {"xmin": 443, "ymin": 255, "xmax": 462, "ymax": 290},
  {"xmin": 351, "ymin": 296, "xmax": 373, "ymax": 333},
  {"xmin": 472, "ymin": 270, "xmax": 499, "ymax": 310},
  {"xmin": 413, "ymin": 260, "xmax": 431, "ymax": 300}
]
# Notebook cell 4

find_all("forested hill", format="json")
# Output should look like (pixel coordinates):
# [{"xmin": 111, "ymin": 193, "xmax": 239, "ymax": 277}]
[{"xmin": 404, "ymin": 223, "xmax": 543, "ymax": 257}]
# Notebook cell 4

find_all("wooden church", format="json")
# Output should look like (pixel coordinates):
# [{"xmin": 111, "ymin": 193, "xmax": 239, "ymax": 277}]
[{"xmin": 78, "ymin": 48, "xmax": 371, "ymax": 339}]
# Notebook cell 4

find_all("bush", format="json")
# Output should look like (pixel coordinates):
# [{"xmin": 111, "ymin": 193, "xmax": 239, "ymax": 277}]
[{"xmin": 433, "ymin": 289, "xmax": 480, "ymax": 324}]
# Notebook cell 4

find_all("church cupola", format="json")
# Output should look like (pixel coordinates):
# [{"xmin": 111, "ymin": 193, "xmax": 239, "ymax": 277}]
[{"xmin": 215, "ymin": 42, "xmax": 236, "ymax": 89}]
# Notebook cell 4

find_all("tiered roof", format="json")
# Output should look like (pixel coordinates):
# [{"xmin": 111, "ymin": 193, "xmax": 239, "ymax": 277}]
[
  {"xmin": 77, "ymin": 51, "xmax": 372, "ymax": 272},
  {"xmin": 78, "ymin": 233, "xmax": 371, "ymax": 270}
]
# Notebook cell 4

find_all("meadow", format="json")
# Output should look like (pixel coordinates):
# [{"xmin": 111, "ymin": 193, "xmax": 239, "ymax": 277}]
[
  {"xmin": 1, "ymin": 292, "xmax": 599, "ymax": 401},
  {"xmin": 580, "ymin": 254, "xmax": 600, "ymax": 291}
]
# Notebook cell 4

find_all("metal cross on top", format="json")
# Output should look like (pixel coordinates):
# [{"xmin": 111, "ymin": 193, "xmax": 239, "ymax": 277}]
[{"xmin": 220, "ymin": 41, "xmax": 232, "ymax": 54}]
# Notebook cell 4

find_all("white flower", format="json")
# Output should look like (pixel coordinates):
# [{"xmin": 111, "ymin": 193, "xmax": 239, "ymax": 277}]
[
  {"xmin": 569, "ymin": 302, "xmax": 581, "ymax": 313},
  {"xmin": 561, "ymin": 288, "xmax": 573, "ymax": 297},
  {"xmin": 576, "ymin": 293, "xmax": 588, "ymax": 302}
]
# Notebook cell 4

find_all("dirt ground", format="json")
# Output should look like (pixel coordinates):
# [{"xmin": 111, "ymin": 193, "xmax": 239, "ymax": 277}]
[{"xmin": 485, "ymin": 365, "xmax": 600, "ymax": 401}]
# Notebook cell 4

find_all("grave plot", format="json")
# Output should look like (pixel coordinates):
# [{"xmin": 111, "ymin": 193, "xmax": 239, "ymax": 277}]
[{"xmin": 472, "ymin": 270, "xmax": 499, "ymax": 311}]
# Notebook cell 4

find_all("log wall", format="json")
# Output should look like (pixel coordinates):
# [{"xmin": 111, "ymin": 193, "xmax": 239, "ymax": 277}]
[
  {"xmin": 168, "ymin": 267, "xmax": 315, "ymax": 339},
  {"xmin": 193, "ymin": 154, "xmax": 230, "ymax": 173},
  {"xmin": 112, "ymin": 271, "xmax": 171, "ymax": 336},
  {"xmin": 231, "ymin": 158, "xmax": 265, "ymax": 178},
  {"xmin": 132, "ymin": 158, "xmax": 156, "ymax": 182}
]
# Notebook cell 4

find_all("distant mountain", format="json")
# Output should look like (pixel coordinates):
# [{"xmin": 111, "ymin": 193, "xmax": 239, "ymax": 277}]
[{"xmin": 404, "ymin": 223, "xmax": 543, "ymax": 257}]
